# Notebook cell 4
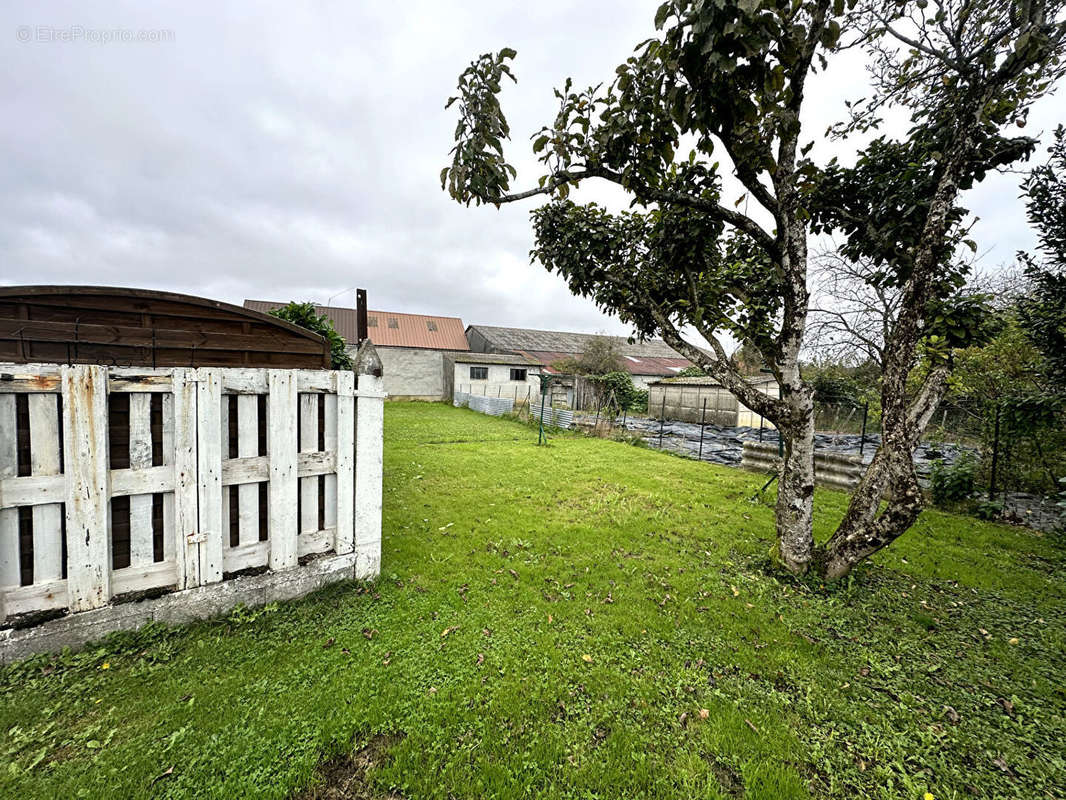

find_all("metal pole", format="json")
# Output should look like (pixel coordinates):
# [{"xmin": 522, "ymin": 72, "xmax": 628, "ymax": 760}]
[
  {"xmin": 658, "ymin": 394, "xmax": 666, "ymax": 449},
  {"xmin": 759, "ymin": 413, "xmax": 764, "ymax": 441},
  {"xmin": 859, "ymin": 402, "xmax": 869, "ymax": 457},
  {"xmin": 539, "ymin": 382, "xmax": 547, "ymax": 445},
  {"xmin": 989, "ymin": 404, "xmax": 1001, "ymax": 500},
  {"xmin": 698, "ymin": 398, "xmax": 707, "ymax": 461}
]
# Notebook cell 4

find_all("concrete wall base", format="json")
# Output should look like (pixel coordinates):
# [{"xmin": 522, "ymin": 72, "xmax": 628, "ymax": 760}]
[{"xmin": 0, "ymin": 553, "xmax": 363, "ymax": 663}]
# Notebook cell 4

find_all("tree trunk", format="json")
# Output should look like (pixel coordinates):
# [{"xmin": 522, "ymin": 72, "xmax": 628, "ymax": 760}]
[
  {"xmin": 821, "ymin": 366, "xmax": 951, "ymax": 579},
  {"xmin": 774, "ymin": 387, "xmax": 816, "ymax": 574}
]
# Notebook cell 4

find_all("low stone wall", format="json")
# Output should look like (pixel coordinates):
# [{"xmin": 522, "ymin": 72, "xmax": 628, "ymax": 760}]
[{"xmin": 741, "ymin": 442, "xmax": 865, "ymax": 491}]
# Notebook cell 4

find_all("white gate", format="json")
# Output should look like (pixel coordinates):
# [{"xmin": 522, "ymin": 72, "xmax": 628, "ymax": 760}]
[{"xmin": 0, "ymin": 363, "xmax": 383, "ymax": 625}]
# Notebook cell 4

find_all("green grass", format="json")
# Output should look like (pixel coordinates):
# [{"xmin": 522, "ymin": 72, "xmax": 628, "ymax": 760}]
[{"xmin": 2, "ymin": 403, "xmax": 1064, "ymax": 799}]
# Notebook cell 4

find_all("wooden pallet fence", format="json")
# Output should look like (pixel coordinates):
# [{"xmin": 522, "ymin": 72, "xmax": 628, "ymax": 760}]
[{"xmin": 0, "ymin": 362, "xmax": 383, "ymax": 637}]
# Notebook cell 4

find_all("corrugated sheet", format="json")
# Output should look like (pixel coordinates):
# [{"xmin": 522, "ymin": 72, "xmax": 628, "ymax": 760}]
[
  {"xmin": 652, "ymin": 375, "xmax": 778, "ymax": 386},
  {"xmin": 467, "ymin": 325, "xmax": 689, "ymax": 359},
  {"xmin": 519, "ymin": 350, "xmax": 692, "ymax": 377},
  {"xmin": 451, "ymin": 352, "xmax": 541, "ymax": 365},
  {"xmin": 245, "ymin": 300, "xmax": 469, "ymax": 351}
]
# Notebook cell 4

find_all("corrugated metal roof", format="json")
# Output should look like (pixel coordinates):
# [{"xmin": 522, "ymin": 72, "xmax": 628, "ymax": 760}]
[
  {"xmin": 451, "ymin": 352, "xmax": 542, "ymax": 365},
  {"xmin": 244, "ymin": 300, "xmax": 469, "ymax": 351},
  {"xmin": 519, "ymin": 350, "xmax": 693, "ymax": 377},
  {"xmin": 651, "ymin": 375, "xmax": 778, "ymax": 386},
  {"xmin": 467, "ymin": 325, "xmax": 688, "ymax": 359}
]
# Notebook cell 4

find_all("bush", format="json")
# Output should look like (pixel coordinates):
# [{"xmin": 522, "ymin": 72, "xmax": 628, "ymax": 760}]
[
  {"xmin": 929, "ymin": 452, "xmax": 977, "ymax": 507},
  {"xmin": 268, "ymin": 301, "xmax": 353, "ymax": 370}
]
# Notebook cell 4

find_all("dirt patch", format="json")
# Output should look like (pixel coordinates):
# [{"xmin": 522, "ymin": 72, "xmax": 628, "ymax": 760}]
[
  {"xmin": 295, "ymin": 733, "xmax": 405, "ymax": 800},
  {"xmin": 704, "ymin": 754, "xmax": 744, "ymax": 798}
]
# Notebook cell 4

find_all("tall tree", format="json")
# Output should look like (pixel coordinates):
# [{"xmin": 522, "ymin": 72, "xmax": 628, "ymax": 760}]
[{"xmin": 443, "ymin": 1, "xmax": 1066, "ymax": 578}]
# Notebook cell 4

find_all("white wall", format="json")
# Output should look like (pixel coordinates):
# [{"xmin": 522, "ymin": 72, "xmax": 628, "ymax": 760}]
[
  {"xmin": 453, "ymin": 362, "xmax": 541, "ymax": 403},
  {"xmin": 367, "ymin": 347, "xmax": 446, "ymax": 400}
]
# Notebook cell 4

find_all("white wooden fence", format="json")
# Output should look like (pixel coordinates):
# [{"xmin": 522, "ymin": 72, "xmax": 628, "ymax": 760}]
[{"xmin": 0, "ymin": 363, "xmax": 383, "ymax": 627}]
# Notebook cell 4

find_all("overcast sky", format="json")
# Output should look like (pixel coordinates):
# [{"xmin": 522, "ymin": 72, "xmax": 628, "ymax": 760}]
[{"xmin": 1, "ymin": 2, "xmax": 1060, "ymax": 340}]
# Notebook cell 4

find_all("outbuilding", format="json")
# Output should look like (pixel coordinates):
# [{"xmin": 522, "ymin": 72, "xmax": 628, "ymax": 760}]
[
  {"xmin": 648, "ymin": 375, "xmax": 779, "ymax": 428},
  {"xmin": 448, "ymin": 352, "xmax": 542, "ymax": 402}
]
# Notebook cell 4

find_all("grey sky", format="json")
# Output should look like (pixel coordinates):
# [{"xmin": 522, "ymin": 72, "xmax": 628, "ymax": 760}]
[{"xmin": 1, "ymin": 2, "xmax": 1059, "ymax": 341}]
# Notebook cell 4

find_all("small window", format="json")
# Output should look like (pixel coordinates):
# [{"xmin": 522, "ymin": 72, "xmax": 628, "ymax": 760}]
[
  {"xmin": 470, "ymin": 366, "xmax": 488, "ymax": 380},
  {"xmin": 387, "ymin": 318, "xmax": 399, "ymax": 329},
  {"xmin": 367, "ymin": 316, "xmax": 378, "ymax": 327},
  {"xmin": 509, "ymin": 368, "xmax": 527, "ymax": 381},
  {"xmin": 427, "ymin": 320, "xmax": 438, "ymax": 332}
]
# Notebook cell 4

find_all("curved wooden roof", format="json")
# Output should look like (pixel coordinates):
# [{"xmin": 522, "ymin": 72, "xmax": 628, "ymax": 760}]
[{"xmin": 0, "ymin": 286, "xmax": 332, "ymax": 369}]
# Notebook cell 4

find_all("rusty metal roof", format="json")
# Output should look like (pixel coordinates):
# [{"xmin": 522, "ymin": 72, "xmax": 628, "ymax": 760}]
[{"xmin": 244, "ymin": 300, "xmax": 469, "ymax": 351}]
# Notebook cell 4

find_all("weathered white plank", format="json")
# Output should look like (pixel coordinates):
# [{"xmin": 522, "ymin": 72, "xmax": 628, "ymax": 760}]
[
  {"xmin": 222, "ymin": 540, "xmax": 269, "ymax": 574},
  {"xmin": 128, "ymin": 394, "xmax": 155, "ymax": 567},
  {"xmin": 354, "ymin": 371, "xmax": 384, "ymax": 580},
  {"xmin": 110, "ymin": 465, "xmax": 173, "ymax": 497},
  {"xmin": 29, "ymin": 394, "xmax": 64, "ymax": 583},
  {"xmin": 299, "ymin": 394, "xmax": 319, "ymax": 535},
  {"xmin": 0, "ymin": 473, "xmax": 65, "ymax": 507},
  {"xmin": 267, "ymin": 370, "xmax": 298, "ymax": 571},
  {"xmin": 63, "ymin": 365, "xmax": 111, "ymax": 612},
  {"xmin": 0, "ymin": 395, "xmax": 18, "ymax": 617},
  {"xmin": 0, "ymin": 364, "xmax": 62, "ymax": 393},
  {"xmin": 297, "ymin": 371, "xmax": 336, "ymax": 394},
  {"xmin": 196, "ymin": 369, "xmax": 224, "ymax": 584},
  {"xmin": 171, "ymin": 369, "xmax": 200, "ymax": 590},
  {"xmin": 323, "ymin": 393, "xmax": 338, "ymax": 536},
  {"xmin": 3, "ymin": 578, "xmax": 67, "ymax": 616},
  {"xmin": 334, "ymin": 372, "xmax": 355, "ymax": 555},
  {"xmin": 237, "ymin": 395, "xmax": 260, "ymax": 546},
  {"xmin": 297, "ymin": 527, "xmax": 335, "ymax": 557},
  {"xmin": 221, "ymin": 369, "xmax": 268, "ymax": 395},
  {"xmin": 221, "ymin": 391, "xmax": 230, "ymax": 550},
  {"xmin": 111, "ymin": 559, "xmax": 177, "ymax": 595},
  {"xmin": 108, "ymin": 374, "xmax": 173, "ymax": 393},
  {"xmin": 220, "ymin": 452, "xmax": 334, "ymax": 486},
  {"xmin": 161, "ymin": 393, "xmax": 175, "ymax": 564}
]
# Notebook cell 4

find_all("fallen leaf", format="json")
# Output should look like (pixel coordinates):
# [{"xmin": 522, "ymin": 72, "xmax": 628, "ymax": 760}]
[
  {"xmin": 441, "ymin": 626, "xmax": 459, "ymax": 638},
  {"xmin": 731, "ymin": 586, "xmax": 740, "ymax": 597},
  {"xmin": 428, "ymin": 686, "xmax": 437, "ymax": 695},
  {"xmin": 547, "ymin": 614, "xmax": 553, "ymax": 624},
  {"xmin": 679, "ymin": 711, "xmax": 689, "ymax": 727},
  {"xmin": 996, "ymin": 697, "xmax": 1015, "ymax": 717},
  {"xmin": 744, "ymin": 718, "xmax": 759, "ymax": 733},
  {"xmin": 323, "ymin": 637, "xmax": 335, "ymax": 649},
  {"xmin": 476, "ymin": 653, "xmax": 484, "ymax": 665},
  {"xmin": 509, "ymin": 569, "xmax": 519, "ymax": 580},
  {"xmin": 582, "ymin": 654, "xmax": 593, "ymax": 663},
  {"xmin": 361, "ymin": 628, "xmax": 376, "ymax": 640},
  {"xmin": 698, "ymin": 708, "xmax": 709, "ymax": 720},
  {"xmin": 150, "ymin": 766, "xmax": 175, "ymax": 785},
  {"xmin": 943, "ymin": 705, "xmax": 961, "ymax": 724},
  {"xmin": 1008, "ymin": 637, "xmax": 1019, "ymax": 645}
]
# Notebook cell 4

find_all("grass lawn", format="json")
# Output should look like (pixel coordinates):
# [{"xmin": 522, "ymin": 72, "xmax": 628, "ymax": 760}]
[{"xmin": 2, "ymin": 402, "xmax": 1064, "ymax": 799}]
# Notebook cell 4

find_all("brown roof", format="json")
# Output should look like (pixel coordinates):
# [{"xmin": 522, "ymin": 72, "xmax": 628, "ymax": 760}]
[{"xmin": 244, "ymin": 300, "xmax": 469, "ymax": 351}]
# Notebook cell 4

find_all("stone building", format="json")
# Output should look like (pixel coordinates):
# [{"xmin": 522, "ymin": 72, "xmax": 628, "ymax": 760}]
[{"xmin": 245, "ymin": 300, "xmax": 469, "ymax": 400}]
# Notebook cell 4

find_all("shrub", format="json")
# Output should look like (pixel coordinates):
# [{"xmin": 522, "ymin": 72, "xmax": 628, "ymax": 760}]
[
  {"xmin": 929, "ymin": 452, "xmax": 977, "ymax": 507},
  {"xmin": 268, "ymin": 302, "xmax": 353, "ymax": 370}
]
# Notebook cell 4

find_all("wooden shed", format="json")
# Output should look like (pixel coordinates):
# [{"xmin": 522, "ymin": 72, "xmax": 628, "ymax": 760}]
[{"xmin": 0, "ymin": 286, "xmax": 331, "ymax": 369}]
